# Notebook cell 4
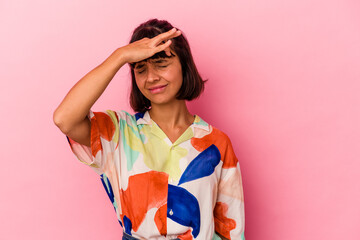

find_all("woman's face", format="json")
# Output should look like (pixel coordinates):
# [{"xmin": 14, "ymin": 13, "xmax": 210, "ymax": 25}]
[{"xmin": 134, "ymin": 52, "xmax": 183, "ymax": 106}]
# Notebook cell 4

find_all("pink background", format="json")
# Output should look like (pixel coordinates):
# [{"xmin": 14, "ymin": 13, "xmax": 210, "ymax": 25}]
[{"xmin": 1, "ymin": 0, "xmax": 359, "ymax": 239}]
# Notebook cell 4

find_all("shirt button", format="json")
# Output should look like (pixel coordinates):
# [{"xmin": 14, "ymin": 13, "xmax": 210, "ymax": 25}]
[{"xmin": 169, "ymin": 209, "xmax": 173, "ymax": 216}]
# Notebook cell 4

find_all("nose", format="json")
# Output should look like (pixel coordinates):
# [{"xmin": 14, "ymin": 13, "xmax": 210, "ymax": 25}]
[{"xmin": 146, "ymin": 65, "xmax": 160, "ymax": 83}]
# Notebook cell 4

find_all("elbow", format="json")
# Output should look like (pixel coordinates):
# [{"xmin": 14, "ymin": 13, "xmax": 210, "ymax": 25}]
[{"xmin": 53, "ymin": 109, "xmax": 71, "ymax": 134}]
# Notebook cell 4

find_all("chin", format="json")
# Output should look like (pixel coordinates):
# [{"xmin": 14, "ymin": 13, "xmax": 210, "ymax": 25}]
[{"xmin": 149, "ymin": 97, "xmax": 177, "ymax": 106}]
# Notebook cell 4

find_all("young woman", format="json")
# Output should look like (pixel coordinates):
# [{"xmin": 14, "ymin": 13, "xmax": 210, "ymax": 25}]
[{"xmin": 53, "ymin": 18, "xmax": 245, "ymax": 240}]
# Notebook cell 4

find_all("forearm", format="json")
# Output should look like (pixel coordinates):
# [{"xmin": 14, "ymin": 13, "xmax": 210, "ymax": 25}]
[{"xmin": 53, "ymin": 48, "xmax": 127, "ymax": 132}]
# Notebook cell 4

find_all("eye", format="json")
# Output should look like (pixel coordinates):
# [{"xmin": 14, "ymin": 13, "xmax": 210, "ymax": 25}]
[
  {"xmin": 135, "ymin": 63, "xmax": 146, "ymax": 74},
  {"xmin": 136, "ymin": 68, "xmax": 146, "ymax": 74},
  {"xmin": 158, "ymin": 65, "xmax": 168, "ymax": 68}
]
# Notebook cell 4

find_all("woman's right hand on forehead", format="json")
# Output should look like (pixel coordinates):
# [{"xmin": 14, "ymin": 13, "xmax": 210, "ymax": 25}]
[{"xmin": 119, "ymin": 27, "xmax": 182, "ymax": 64}]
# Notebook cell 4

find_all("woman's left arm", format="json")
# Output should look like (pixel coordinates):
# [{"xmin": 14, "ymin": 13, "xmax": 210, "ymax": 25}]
[{"xmin": 213, "ymin": 134, "xmax": 246, "ymax": 240}]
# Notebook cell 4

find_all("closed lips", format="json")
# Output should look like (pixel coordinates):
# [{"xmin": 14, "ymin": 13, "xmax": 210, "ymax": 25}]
[{"xmin": 149, "ymin": 85, "xmax": 167, "ymax": 90}]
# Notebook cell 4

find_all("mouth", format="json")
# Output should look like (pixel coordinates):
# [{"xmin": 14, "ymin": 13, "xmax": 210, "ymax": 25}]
[{"xmin": 148, "ymin": 84, "xmax": 168, "ymax": 93}]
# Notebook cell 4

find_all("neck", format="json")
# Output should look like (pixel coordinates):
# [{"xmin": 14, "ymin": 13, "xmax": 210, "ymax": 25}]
[{"xmin": 148, "ymin": 100, "xmax": 194, "ymax": 129}]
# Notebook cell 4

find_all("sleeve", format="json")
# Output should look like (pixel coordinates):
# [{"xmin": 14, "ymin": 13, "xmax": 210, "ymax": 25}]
[
  {"xmin": 65, "ymin": 109, "xmax": 120, "ymax": 175},
  {"xmin": 214, "ymin": 136, "xmax": 245, "ymax": 240}
]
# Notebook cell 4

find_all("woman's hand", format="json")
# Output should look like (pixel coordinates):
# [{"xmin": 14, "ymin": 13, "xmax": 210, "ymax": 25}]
[{"xmin": 119, "ymin": 27, "xmax": 182, "ymax": 64}]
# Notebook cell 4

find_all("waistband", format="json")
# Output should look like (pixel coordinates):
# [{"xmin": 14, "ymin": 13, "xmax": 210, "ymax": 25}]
[
  {"xmin": 122, "ymin": 232, "xmax": 139, "ymax": 240},
  {"xmin": 122, "ymin": 232, "xmax": 180, "ymax": 240}
]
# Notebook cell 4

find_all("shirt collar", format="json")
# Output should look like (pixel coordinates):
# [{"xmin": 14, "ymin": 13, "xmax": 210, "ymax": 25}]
[{"xmin": 135, "ymin": 110, "xmax": 210, "ymax": 132}]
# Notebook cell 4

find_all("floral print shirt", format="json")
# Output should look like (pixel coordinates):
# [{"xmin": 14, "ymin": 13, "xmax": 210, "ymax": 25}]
[{"xmin": 66, "ymin": 109, "xmax": 245, "ymax": 240}]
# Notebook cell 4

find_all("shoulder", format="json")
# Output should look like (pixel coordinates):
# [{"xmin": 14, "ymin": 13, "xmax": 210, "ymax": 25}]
[
  {"xmin": 210, "ymin": 126, "xmax": 238, "ymax": 167},
  {"xmin": 192, "ymin": 114, "xmax": 233, "ymax": 146},
  {"xmin": 194, "ymin": 121, "xmax": 233, "ymax": 146},
  {"xmin": 205, "ymin": 124, "xmax": 232, "ymax": 146}
]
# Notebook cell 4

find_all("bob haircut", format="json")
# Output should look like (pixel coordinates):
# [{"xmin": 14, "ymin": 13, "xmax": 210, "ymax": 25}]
[{"xmin": 128, "ymin": 18, "xmax": 207, "ymax": 113}]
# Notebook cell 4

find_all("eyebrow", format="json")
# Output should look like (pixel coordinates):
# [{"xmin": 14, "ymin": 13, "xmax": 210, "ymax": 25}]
[
  {"xmin": 134, "ymin": 59, "xmax": 169, "ymax": 69},
  {"xmin": 152, "ymin": 59, "xmax": 168, "ymax": 64},
  {"xmin": 135, "ymin": 63, "xmax": 145, "ymax": 69}
]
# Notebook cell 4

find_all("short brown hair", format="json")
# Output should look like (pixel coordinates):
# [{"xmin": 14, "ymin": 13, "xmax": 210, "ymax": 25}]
[{"xmin": 128, "ymin": 18, "xmax": 207, "ymax": 113}]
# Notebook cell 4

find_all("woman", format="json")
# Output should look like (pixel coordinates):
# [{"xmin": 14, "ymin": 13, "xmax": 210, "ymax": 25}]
[{"xmin": 53, "ymin": 18, "xmax": 245, "ymax": 240}]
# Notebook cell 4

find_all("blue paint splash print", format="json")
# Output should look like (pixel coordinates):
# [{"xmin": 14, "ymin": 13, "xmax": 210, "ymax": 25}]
[
  {"xmin": 167, "ymin": 184, "xmax": 201, "ymax": 237},
  {"xmin": 178, "ymin": 144, "xmax": 221, "ymax": 185}
]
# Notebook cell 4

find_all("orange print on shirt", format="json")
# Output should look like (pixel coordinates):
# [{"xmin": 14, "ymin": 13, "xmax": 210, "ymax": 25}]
[
  {"xmin": 120, "ymin": 171, "xmax": 168, "ymax": 233},
  {"xmin": 177, "ymin": 229, "xmax": 193, "ymax": 240},
  {"xmin": 191, "ymin": 127, "xmax": 238, "ymax": 168},
  {"xmin": 154, "ymin": 204, "xmax": 167, "ymax": 235},
  {"xmin": 90, "ymin": 112, "xmax": 115, "ymax": 157},
  {"xmin": 214, "ymin": 202, "xmax": 236, "ymax": 239}
]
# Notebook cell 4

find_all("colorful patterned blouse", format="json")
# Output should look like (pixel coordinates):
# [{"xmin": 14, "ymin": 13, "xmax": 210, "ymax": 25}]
[{"xmin": 66, "ymin": 109, "xmax": 245, "ymax": 240}]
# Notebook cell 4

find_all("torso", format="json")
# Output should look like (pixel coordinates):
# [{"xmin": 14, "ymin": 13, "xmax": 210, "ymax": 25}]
[{"xmin": 68, "ymin": 109, "xmax": 245, "ymax": 239}]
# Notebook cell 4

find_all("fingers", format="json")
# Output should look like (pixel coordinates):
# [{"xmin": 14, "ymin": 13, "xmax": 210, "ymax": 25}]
[
  {"xmin": 151, "ymin": 28, "xmax": 181, "ymax": 56},
  {"xmin": 165, "ymin": 46, "xmax": 172, "ymax": 56},
  {"xmin": 153, "ymin": 27, "xmax": 182, "ymax": 46},
  {"xmin": 156, "ymin": 39, "xmax": 172, "ymax": 54}
]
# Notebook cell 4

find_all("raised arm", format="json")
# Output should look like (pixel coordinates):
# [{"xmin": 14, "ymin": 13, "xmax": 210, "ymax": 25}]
[
  {"xmin": 53, "ymin": 48, "xmax": 127, "ymax": 146},
  {"xmin": 53, "ymin": 28, "xmax": 182, "ymax": 147}
]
